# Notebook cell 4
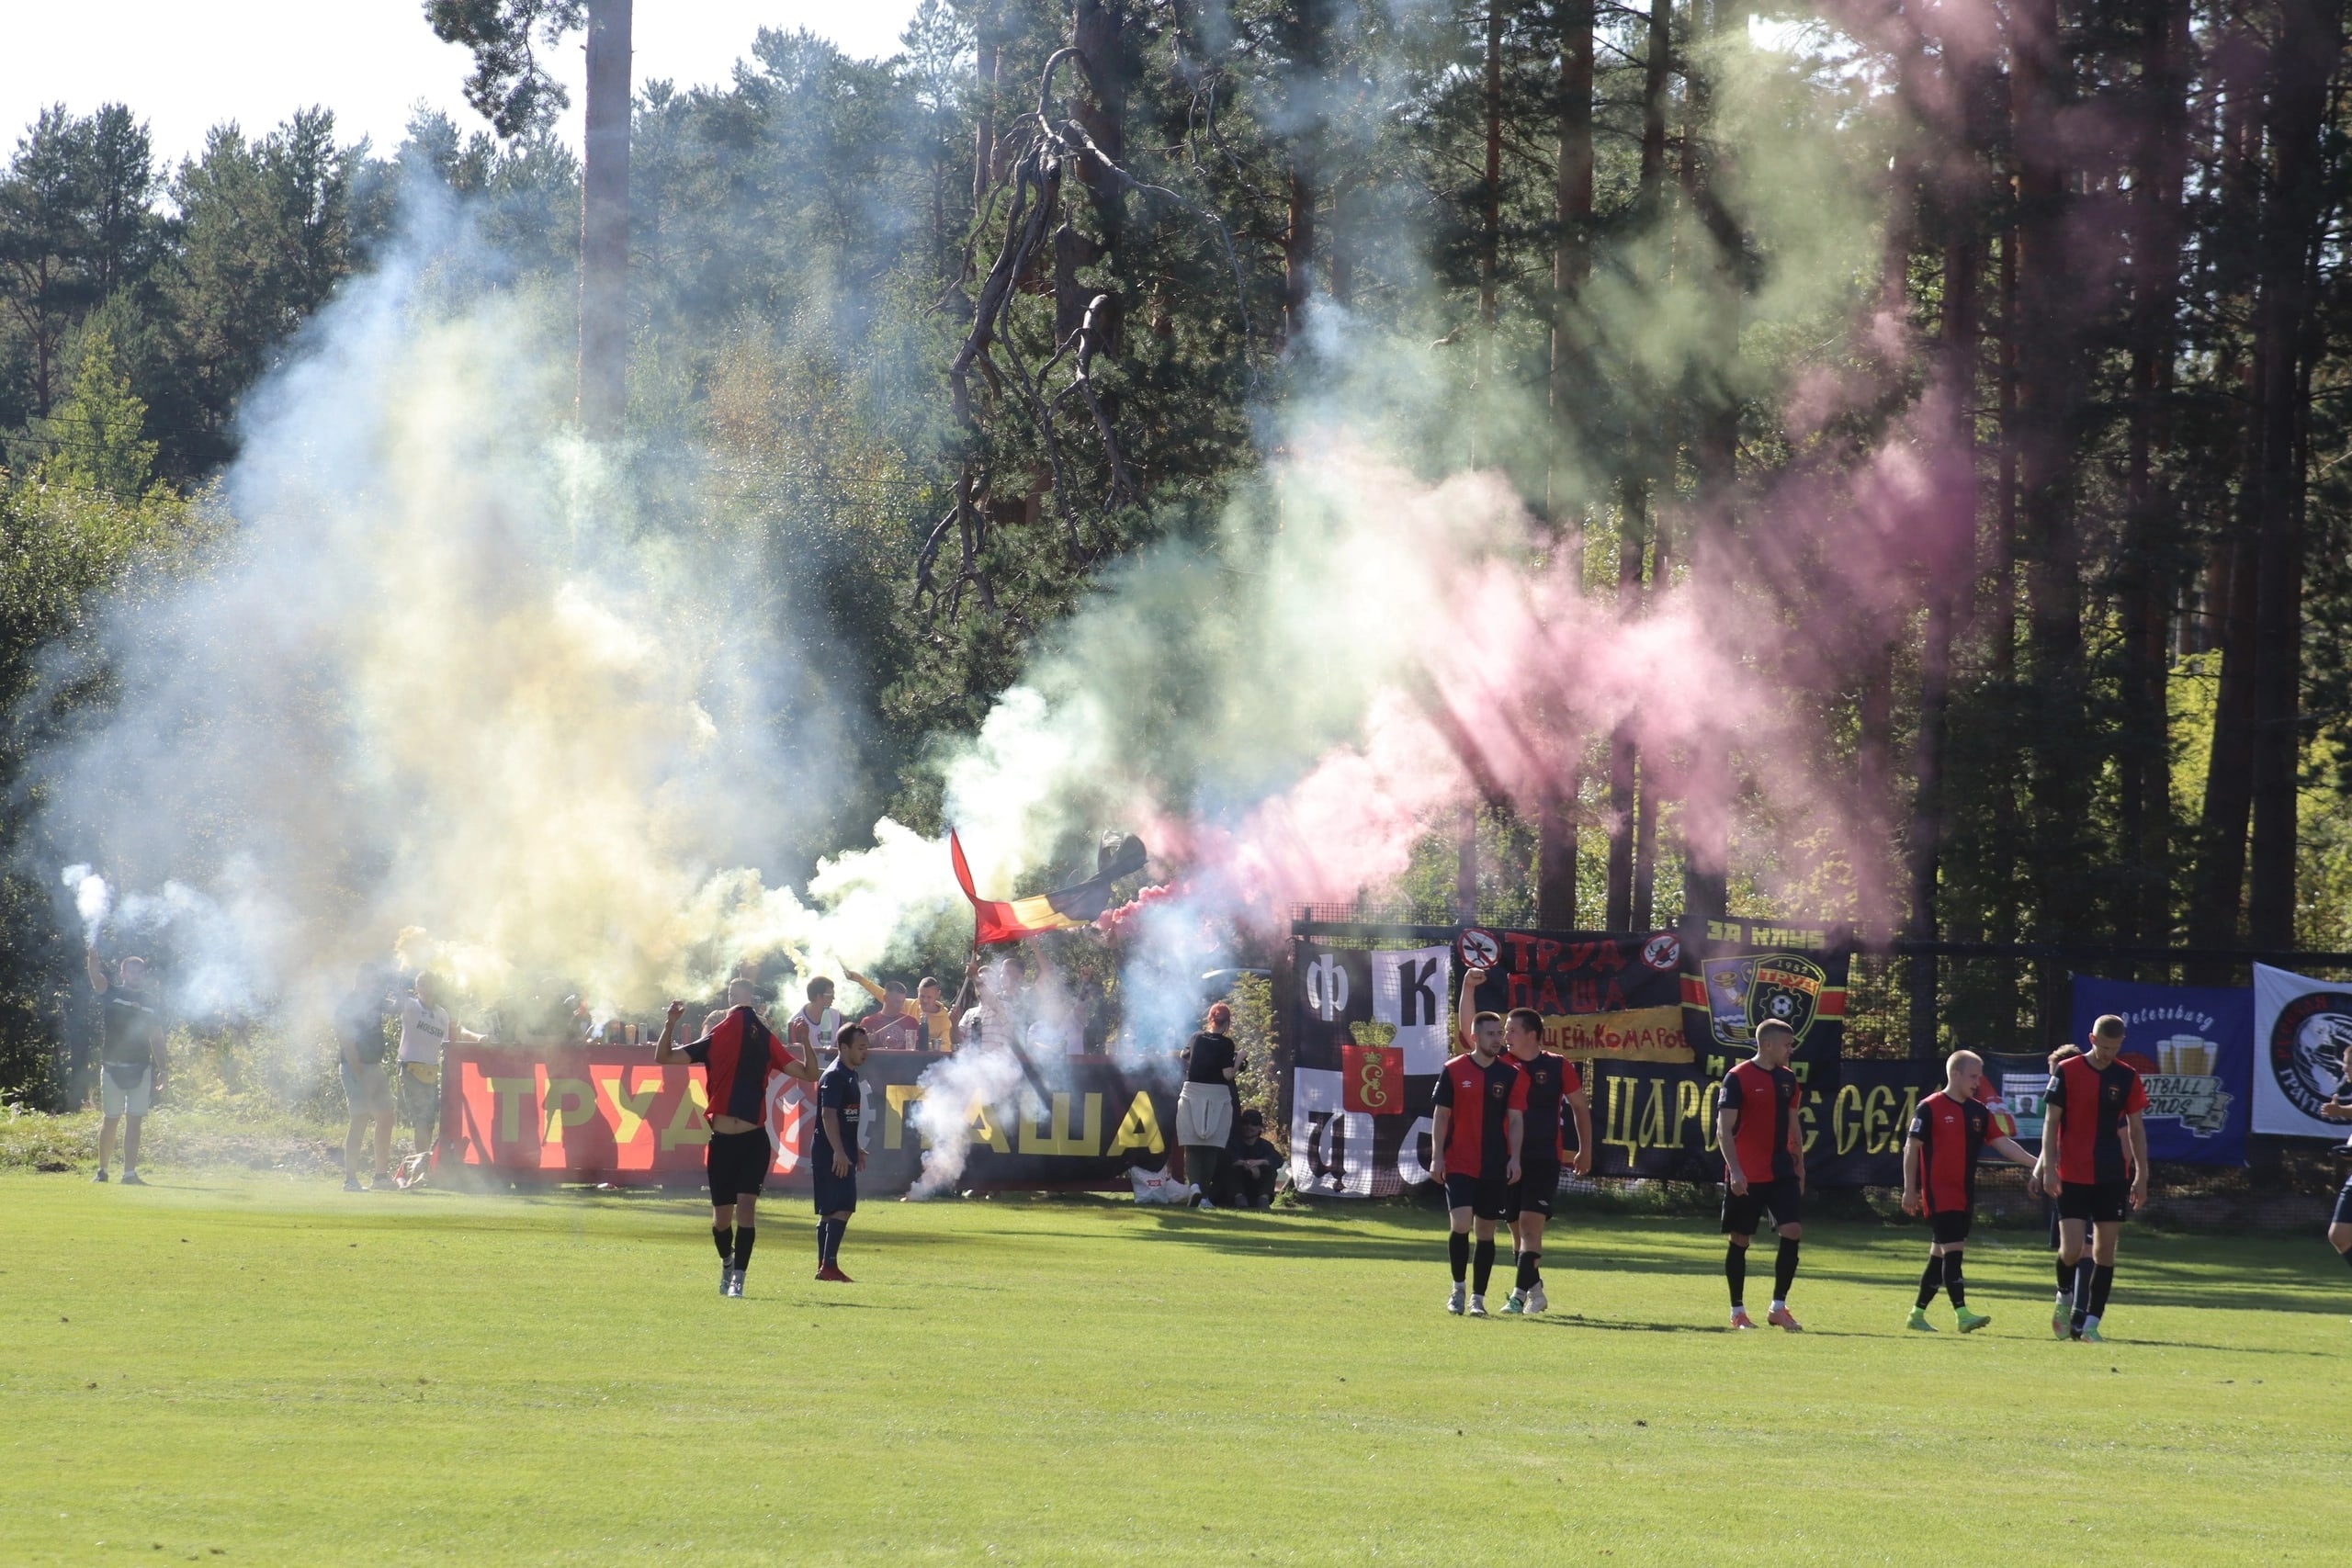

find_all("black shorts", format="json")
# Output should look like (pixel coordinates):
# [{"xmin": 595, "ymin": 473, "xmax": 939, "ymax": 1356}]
[
  {"xmin": 1722, "ymin": 1176, "xmax": 1801, "ymax": 1235},
  {"xmin": 707, "ymin": 1129, "xmax": 773, "ymax": 1208},
  {"xmin": 813, "ymin": 1163, "xmax": 859, "ymax": 1216},
  {"xmin": 2332, "ymin": 1181, "xmax": 2352, "ymax": 1228},
  {"xmin": 2055, "ymin": 1179, "xmax": 2131, "ymax": 1224},
  {"xmin": 1443, "ymin": 1172, "xmax": 1510, "ymax": 1221},
  {"xmin": 1928, "ymin": 1209, "xmax": 1973, "ymax": 1246},
  {"xmin": 1505, "ymin": 1159, "xmax": 1561, "ymax": 1220}
]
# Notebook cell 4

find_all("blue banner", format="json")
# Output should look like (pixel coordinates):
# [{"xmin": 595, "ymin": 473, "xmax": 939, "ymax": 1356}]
[{"xmin": 2064, "ymin": 976, "xmax": 2251, "ymax": 1166}]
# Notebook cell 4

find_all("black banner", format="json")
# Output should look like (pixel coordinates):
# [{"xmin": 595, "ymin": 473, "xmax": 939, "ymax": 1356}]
[{"xmin": 1679, "ymin": 915, "xmax": 1853, "ymax": 1073}]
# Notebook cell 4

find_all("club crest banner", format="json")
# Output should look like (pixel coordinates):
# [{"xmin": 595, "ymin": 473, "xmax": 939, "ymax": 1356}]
[
  {"xmin": 2068, "ymin": 976, "xmax": 2249, "ymax": 1164},
  {"xmin": 1679, "ymin": 916, "xmax": 1849, "ymax": 1073},
  {"xmin": 2252, "ymin": 964, "xmax": 2352, "ymax": 1138}
]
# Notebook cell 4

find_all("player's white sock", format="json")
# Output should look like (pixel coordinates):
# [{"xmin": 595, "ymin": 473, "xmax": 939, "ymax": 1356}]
[
  {"xmin": 2083, "ymin": 1314, "xmax": 2101, "ymax": 1333},
  {"xmin": 1770, "ymin": 1298, "xmax": 1785, "ymax": 1312}
]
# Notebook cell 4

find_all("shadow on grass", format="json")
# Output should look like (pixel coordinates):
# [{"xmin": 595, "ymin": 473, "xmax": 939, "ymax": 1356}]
[{"xmin": 1127, "ymin": 1210, "xmax": 2352, "ymax": 1317}]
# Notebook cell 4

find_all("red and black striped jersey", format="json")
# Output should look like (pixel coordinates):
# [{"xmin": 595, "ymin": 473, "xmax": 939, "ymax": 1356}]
[
  {"xmin": 1721, "ymin": 1059, "xmax": 1799, "ymax": 1182},
  {"xmin": 2043, "ymin": 1055, "xmax": 2147, "ymax": 1185},
  {"xmin": 682, "ymin": 1006, "xmax": 795, "ymax": 1124},
  {"xmin": 1908, "ymin": 1089, "xmax": 2002, "ymax": 1213},
  {"xmin": 1433, "ymin": 1052, "xmax": 1528, "ymax": 1179}
]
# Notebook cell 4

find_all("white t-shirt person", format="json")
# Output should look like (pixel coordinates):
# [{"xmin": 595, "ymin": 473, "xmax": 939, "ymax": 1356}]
[{"xmin": 398, "ymin": 995, "xmax": 452, "ymax": 1066}]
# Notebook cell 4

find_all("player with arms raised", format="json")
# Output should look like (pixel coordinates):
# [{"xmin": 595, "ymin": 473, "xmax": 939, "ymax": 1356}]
[
  {"xmin": 1485, "ymin": 994, "xmax": 1592, "ymax": 1316},
  {"xmin": 1901, "ymin": 1049, "xmax": 2038, "ymax": 1333},
  {"xmin": 1716, "ymin": 1019, "xmax": 1805, "ymax": 1331},
  {"xmin": 2033, "ymin": 1013, "xmax": 2149, "ymax": 1342},
  {"xmin": 654, "ymin": 978, "xmax": 820, "ymax": 1297},
  {"xmin": 1433, "ymin": 966, "xmax": 1526, "ymax": 1316}
]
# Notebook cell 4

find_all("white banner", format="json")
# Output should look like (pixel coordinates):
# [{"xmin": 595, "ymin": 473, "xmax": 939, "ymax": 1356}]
[
  {"xmin": 1370, "ymin": 945, "xmax": 1452, "ymax": 1074},
  {"xmin": 2251, "ymin": 964, "xmax": 2352, "ymax": 1137},
  {"xmin": 1287, "ymin": 1067, "xmax": 1374, "ymax": 1195}
]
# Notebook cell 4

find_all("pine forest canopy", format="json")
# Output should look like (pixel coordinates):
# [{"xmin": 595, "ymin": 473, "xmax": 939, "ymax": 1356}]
[{"xmin": 2, "ymin": 0, "xmax": 2351, "ymax": 1101}]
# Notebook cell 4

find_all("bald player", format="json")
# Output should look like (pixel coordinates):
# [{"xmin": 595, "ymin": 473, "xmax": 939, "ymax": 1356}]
[{"xmin": 1901, "ymin": 1049, "xmax": 2039, "ymax": 1333}]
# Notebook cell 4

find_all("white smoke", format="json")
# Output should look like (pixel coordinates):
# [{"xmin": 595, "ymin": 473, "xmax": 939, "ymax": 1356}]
[{"xmin": 60, "ymin": 864, "xmax": 109, "ymax": 947}]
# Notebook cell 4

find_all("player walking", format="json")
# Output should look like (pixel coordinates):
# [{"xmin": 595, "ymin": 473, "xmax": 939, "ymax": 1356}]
[
  {"xmin": 1901, "ymin": 1050, "xmax": 2038, "ymax": 1333},
  {"xmin": 1716, "ymin": 1019, "xmax": 1805, "ymax": 1331},
  {"xmin": 1490, "ymin": 1000, "xmax": 1592, "ymax": 1316},
  {"xmin": 813, "ymin": 1024, "xmax": 870, "ymax": 1282},
  {"xmin": 654, "ymin": 980, "xmax": 820, "ymax": 1297},
  {"xmin": 2033, "ymin": 1013, "xmax": 2149, "ymax": 1343},
  {"xmin": 1434, "ymin": 966, "xmax": 1526, "ymax": 1316}
]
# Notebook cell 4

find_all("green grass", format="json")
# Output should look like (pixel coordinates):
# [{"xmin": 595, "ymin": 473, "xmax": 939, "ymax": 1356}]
[{"xmin": 4, "ymin": 1172, "xmax": 2350, "ymax": 1565}]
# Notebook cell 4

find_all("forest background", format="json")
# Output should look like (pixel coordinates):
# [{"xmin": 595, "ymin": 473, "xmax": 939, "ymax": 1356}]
[{"xmin": 3, "ymin": 0, "xmax": 2349, "ymax": 1106}]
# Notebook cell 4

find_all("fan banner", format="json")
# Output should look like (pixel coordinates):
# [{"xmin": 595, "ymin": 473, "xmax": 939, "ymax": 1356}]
[
  {"xmin": 2252, "ymin": 964, "xmax": 2352, "ymax": 1138},
  {"xmin": 2068, "ymin": 976, "xmax": 2250, "ymax": 1164},
  {"xmin": 1679, "ymin": 916, "xmax": 1851, "ymax": 1077},
  {"xmin": 435, "ymin": 1045, "xmax": 1177, "ymax": 1190}
]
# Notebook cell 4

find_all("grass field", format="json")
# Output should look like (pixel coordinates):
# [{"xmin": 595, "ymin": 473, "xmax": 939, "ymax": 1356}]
[{"xmin": 4, "ymin": 1171, "xmax": 2350, "ymax": 1565}]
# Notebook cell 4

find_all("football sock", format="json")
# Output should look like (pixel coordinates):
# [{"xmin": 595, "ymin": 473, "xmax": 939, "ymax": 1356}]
[
  {"xmin": 2072, "ymin": 1255, "xmax": 2097, "ymax": 1327},
  {"xmin": 1942, "ymin": 1250, "xmax": 1967, "ymax": 1308},
  {"xmin": 713, "ymin": 1224, "xmax": 733, "ymax": 1263},
  {"xmin": 1773, "ymin": 1237, "xmax": 1800, "ymax": 1302},
  {"xmin": 820, "ymin": 1217, "xmax": 849, "ymax": 1267},
  {"xmin": 1516, "ymin": 1250, "xmax": 1541, "ymax": 1292},
  {"xmin": 1448, "ymin": 1231, "xmax": 1470, "ymax": 1283},
  {"xmin": 1725, "ymin": 1242, "xmax": 1747, "ymax": 1308},
  {"xmin": 815, "ymin": 1218, "xmax": 831, "ymax": 1264},
  {"xmin": 1916, "ymin": 1258, "xmax": 1943, "ymax": 1310},
  {"xmin": 731, "ymin": 1227, "xmax": 756, "ymax": 1274},
  {"xmin": 2090, "ymin": 1263, "xmax": 2115, "ymax": 1319},
  {"xmin": 2056, "ymin": 1258, "xmax": 2074, "ymax": 1296},
  {"xmin": 1472, "ymin": 1237, "xmax": 1497, "ymax": 1296}
]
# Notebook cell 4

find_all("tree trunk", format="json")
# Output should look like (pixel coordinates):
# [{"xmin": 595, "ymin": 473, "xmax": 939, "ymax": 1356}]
[
  {"xmin": 2188, "ymin": 18, "xmax": 2267, "ymax": 965},
  {"xmin": 974, "ymin": 17, "xmax": 999, "ymax": 213},
  {"xmin": 1606, "ymin": 476, "xmax": 1644, "ymax": 931},
  {"xmin": 1641, "ymin": 0, "xmax": 1671, "ymax": 210},
  {"xmin": 1480, "ymin": 0, "xmax": 1505, "ymax": 330},
  {"xmin": 578, "ymin": 0, "xmax": 631, "ymax": 440},
  {"xmin": 2245, "ymin": 0, "xmax": 2339, "ymax": 949},
  {"xmin": 2115, "ymin": 0, "xmax": 2189, "ymax": 956},
  {"xmin": 1534, "ymin": 0, "xmax": 1598, "ymax": 931},
  {"xmin": 2011, "ymin": 0, "xmax": 2088, "ymax": 1040},
  {"xmin": 1064, "ymin": 0, "xmax": 1127, "ymax": 344},
  {"xmin": 1283, "ymin": 0, "xmax": 1329, "ymax": 347}
]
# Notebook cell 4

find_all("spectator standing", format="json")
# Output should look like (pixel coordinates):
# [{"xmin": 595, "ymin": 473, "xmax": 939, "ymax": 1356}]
[
  {"xmin": 397, "ymin": 972, "xmax": 482, "ymax": 1174},
  {"xmin": 336, "ymin": 967, "xmax": 398, "ymax": 1191},
  {"xmin": 1178, "ymin": 1002, "xmax": 1239, "ymax": 1209},
  {"xmin": 1224, "ymin": 1108, "xmax": 1281, "ymax": 1209},
  {"xmin": 787, "ymin": 976, "xmax": 843, "ymax": 1063},
  {"xmin": 88, "ymin": 953, "xmax": 165, "ymax": 1185}
]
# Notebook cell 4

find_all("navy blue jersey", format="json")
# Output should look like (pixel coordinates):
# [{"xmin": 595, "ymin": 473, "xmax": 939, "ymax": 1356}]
[{"xmin": 813, "ymin": 1061, "xmax": 864, "ymax": 1166}]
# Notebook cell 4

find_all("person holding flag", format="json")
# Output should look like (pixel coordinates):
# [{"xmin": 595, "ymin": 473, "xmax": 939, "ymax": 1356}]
[
  {"xmin": 1716, "ymin": 1019, "xmax": 1805, "ymax": 1331},
  {"xmin": 1433, "ymin": 973, "xmax": 1526, "ymax": 1317},
  {"xmin": 1901, "ymin": 1050, "xmax": 2040, "ymax": 1333}
]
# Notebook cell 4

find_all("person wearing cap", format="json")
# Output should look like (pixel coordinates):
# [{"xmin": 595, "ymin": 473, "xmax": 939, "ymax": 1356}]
[{"xmin": 1224, "ymin": 1108, "xmax": 1281, "ymax": 1209}]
